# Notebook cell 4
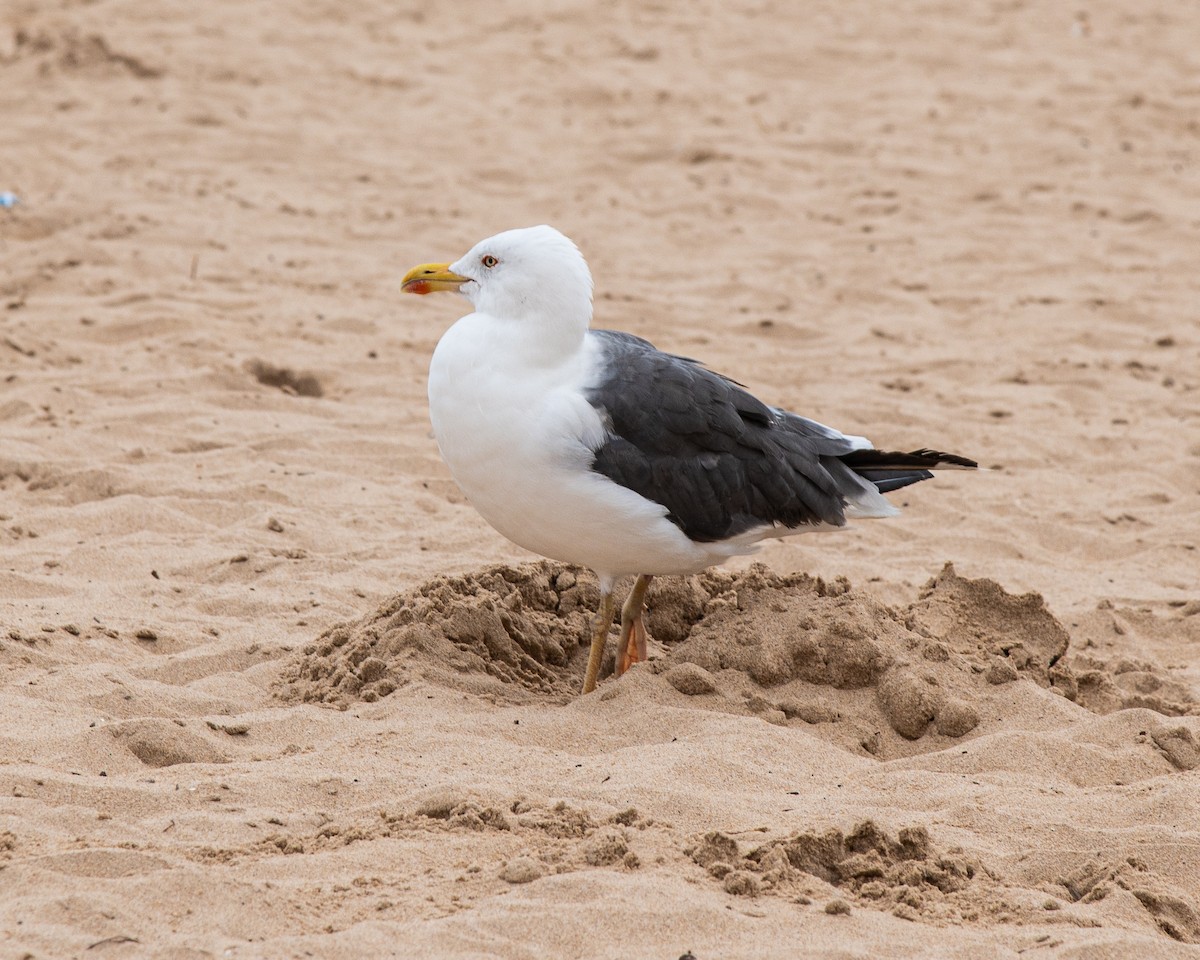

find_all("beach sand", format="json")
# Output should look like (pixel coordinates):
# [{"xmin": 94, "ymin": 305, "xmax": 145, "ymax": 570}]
[{"xmin": 1, "ymin": 0, "xmax": 1198, "ymax": 956}]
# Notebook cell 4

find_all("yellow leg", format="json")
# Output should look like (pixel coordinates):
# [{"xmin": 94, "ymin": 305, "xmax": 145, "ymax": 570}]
[
  {"xmin": 581, "ymin": 590, "xmax": 616, "ymax": 695},
  {"xmin": 615, "ymin": 575, "xmax": 654, "ymax": 676}
]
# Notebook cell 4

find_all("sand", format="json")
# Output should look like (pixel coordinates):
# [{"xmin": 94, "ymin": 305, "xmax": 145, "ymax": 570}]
[{"xmin": 2, "ymin": 0, "xmax": 1199, "ymax": 956}]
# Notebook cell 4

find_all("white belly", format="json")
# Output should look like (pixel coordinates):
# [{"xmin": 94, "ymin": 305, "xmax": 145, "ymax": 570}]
[{"xmin": 427, "ymin": 316, "xmax": 730, "ymax": 581}]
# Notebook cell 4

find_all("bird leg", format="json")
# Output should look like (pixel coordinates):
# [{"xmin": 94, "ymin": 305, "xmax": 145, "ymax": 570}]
[
  {"xmin": 615, "ymin": 574, "xmax": 654, "ymax": 676},
  {"xmin": 581, "ymin": 590, "xmax": 616, "ymax": 695}
]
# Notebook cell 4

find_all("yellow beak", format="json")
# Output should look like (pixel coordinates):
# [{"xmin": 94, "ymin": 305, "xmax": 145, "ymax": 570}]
[{"xmin": 401, "ymin": 262, "xmax": 469, "ymax": 295}]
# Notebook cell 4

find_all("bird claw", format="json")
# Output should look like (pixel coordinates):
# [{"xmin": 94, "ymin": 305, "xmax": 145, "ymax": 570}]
[{"xmin": 615, "ymin": 615, "xmax": 650, "ymax": 676}]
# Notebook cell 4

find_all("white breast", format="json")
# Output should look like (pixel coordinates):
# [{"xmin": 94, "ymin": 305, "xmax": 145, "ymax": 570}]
[{"xmin": 427, "ymin": 315, "xmax": 726, "ymax": 582}]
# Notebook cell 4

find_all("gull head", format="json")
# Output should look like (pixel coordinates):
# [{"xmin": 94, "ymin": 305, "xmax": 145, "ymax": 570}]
[{"xmin": 403, "ymin": 225, "xmax": 594, "ymax": 329}]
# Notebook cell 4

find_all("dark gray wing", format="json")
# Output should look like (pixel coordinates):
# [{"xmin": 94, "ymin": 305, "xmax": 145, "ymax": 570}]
[
  {"xmin": 584, "ymin": 331, "xmax": 977, "ymax": 544},
  {"xmin": 585, "ymin": 330, "xmax": 862, "ymax": 542}
]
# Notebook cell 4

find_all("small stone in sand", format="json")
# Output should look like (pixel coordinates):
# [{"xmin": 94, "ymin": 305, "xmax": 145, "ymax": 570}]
[{"xmin": 825, "ymin": 899, "xmax": 851, "ymax": 915}]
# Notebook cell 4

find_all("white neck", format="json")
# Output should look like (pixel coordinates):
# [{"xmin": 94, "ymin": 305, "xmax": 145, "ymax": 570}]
[{"xmin": 493, "ymin": 309, "xmax": 588, "ymax": 367}]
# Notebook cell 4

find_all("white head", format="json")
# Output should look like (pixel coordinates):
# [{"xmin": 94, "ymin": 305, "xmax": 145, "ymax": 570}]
[{"xmin": 403, "ymin": 226, "xmax": 594, "ymax": 340}]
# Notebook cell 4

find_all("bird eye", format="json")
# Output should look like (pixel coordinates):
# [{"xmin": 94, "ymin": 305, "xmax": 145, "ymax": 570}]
[{"xmin": 480, "ymin": 254, "xmax": 499, "ymax": 268}]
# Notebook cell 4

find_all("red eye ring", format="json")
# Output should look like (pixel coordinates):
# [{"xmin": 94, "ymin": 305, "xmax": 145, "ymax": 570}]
[{"xmin": 481, "ymin": 254, "xmax": 499, "ymax": 268}]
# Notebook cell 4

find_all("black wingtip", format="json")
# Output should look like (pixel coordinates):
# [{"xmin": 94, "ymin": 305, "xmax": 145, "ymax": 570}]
[
  {"xmin": 907, "ymin": 448, "xmax": 978, "ymax": 470},
  {"xmin": 842, "ymin": 448, "xmax": 978, "ymax": 472}
]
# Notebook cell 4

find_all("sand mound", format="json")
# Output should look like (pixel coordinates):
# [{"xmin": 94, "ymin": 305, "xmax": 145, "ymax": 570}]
[
  {"xmin": 688, "ymin": 820, "xmax": 997, "ymax": 922},
  {"xmin": 1057, "ymin": 857, "xmax": 1200, "ymax": 944},
  {"xmin": 1067, "ymin": 603, "xmax": 1200, "ymax": 718},
  {"xmin": 279, "ymin": 561, "xmax": 1196, "ymax": 760},
  {"xmin": 277, "ymin": 562, "xmax": 601, "ymax": 705},
  {"xmin": 907, "ymin": 562, "xmax": 1071, "ymax": 688},
  {"xmin": 109, "ymin": 719, "xmax": 230, "ymax": 768},
  {"xmin": 651, "ymin": 562, "xmax": 1081, "ymax": 758}
]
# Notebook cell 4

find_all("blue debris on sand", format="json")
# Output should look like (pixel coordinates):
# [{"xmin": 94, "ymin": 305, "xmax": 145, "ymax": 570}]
[{"xmin": 0, "ymin": 192, "xmax": 18, "ymax": 209}]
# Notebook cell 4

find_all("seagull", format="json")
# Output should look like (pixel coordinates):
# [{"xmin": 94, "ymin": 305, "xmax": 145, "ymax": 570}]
[{"xmin": 402, "ymin": 226, "xmax": 976, "ymax": 694}]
